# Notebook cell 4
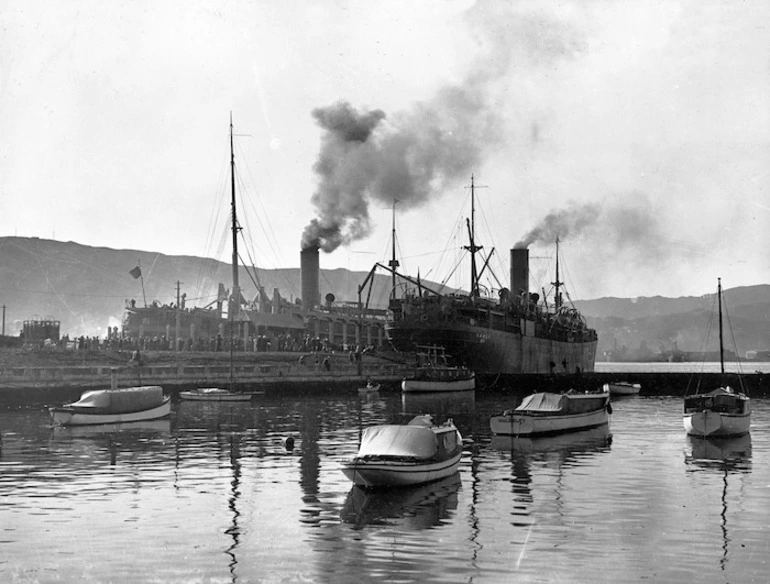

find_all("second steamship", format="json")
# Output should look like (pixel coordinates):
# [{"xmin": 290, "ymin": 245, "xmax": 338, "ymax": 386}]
[{"xmin": 381, "ymin": 178, "xmax": 598, "ymax": 376}]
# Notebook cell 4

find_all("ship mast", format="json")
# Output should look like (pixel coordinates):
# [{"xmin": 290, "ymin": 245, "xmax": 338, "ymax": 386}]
[
  {"xmin": 552, "ymin": 237, "xmax": 563, "ymax": 310},
  {"xmin": 464, "ymin": 175, "xmax": 483, "ymax": 298},
  {"xmin": 388, "ymin": 199, "xmax": 399, "ymax": 301},
  {"xmin": 230, "ymin": 113, "xmax": 241, "ymax": 318},
  {"xmin": 718, "ymin": 277, "xmax": 724, "ymax": 375}
]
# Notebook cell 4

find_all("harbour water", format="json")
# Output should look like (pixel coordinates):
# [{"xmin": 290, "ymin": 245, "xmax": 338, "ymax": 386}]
[{"xmin": 1, "ymin": 383, "xmax": 769, "ymax": 583}]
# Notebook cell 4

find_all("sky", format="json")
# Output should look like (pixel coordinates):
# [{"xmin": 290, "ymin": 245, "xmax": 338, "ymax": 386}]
[{"xmin": 2, "ymin": 0, "xmax": 768, "ymax": 301}]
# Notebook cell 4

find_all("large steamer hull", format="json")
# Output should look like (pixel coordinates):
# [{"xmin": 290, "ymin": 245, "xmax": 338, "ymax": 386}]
[
  {"xmin": 341, "ymin": 453, "xmax": 462, "ymax": 488},
  {"xmin": 386, "ymin": 321, "xmax": 597, "ymax": 375}
]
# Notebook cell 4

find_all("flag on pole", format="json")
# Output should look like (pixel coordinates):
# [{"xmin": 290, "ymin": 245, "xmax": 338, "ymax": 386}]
[{"xmin": 129, "ymin": 266, "xmax": 142, "ymax": 279}]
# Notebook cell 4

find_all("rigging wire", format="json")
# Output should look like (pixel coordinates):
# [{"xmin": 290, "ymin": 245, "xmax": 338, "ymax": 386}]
[
  {"xmin": 721, "ymin": 290, "xmax": 747, "ymax": 390},
  {"xmin": 194, "ymin": 138, "xmax": 231, "ymax": 302},
  {"xmin": 233, "ymin": 138, "xmax": 300, "ymax": 300},
  {"xmin": 474, "ymin": 189, "xmax": 507, "ymax": 294}
]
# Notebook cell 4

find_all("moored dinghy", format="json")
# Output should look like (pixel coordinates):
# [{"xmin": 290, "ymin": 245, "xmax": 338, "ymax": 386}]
[
  {"xmin": 179, "ymin": 387, "xmax": 256, "ymax": 402},
  {"xmin": 490, "ymin": 387, "xmax": 611, "ymax": 436},
  {"xmin": 50, "ymin": 370, "xmax": 170, "ymax": 426},
  {"xmin": 683, "ymin": 279, "xmax": 751, "ymax": 438},
  {"xmin": 341, "ymin": 414, "xmax": 463, "ymax": 488}
]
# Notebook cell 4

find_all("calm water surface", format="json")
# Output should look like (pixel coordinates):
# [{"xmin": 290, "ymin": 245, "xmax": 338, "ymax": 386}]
[{"xmin": 1, "ymin": 388, "xmax": 769, "ymax": 583}]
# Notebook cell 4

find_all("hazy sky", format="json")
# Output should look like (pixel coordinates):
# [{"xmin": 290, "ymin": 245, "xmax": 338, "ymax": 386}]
[{"xmin": 2, "ymin": 0, "xmax": 768, "ymax": 301}]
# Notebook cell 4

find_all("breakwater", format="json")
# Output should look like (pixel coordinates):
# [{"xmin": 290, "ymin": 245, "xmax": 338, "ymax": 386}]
[{"xmin": 482, "ymin": 371, "xmax": 770, "ymax": 397}]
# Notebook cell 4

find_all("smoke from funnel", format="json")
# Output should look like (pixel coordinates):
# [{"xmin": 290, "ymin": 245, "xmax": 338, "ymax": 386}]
[
  {"xmin": 302, "ymin": 6, "xmax": 589, "ymax": 253},
  {"xmin": 515, "ymin": 196, "xmax": 678, "ymax": 266},
  {"xmin": 302, "ymin": 91, "xmax": 500, "ymax": 253},
  {"xmin": 515, "ymin": 202, "xmax": 600, "ymax": 249}
]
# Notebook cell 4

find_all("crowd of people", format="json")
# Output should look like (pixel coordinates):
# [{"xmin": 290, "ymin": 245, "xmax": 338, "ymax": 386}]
[{"xmin": 35, "ymin": 329, "xmax": 381, "ymax": 357}]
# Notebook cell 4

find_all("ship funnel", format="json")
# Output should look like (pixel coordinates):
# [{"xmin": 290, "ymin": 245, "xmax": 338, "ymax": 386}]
[
  {"xmin": 301, "ymin": 246, "xmax": 320, "ymax": 309},
  {"xmin": 510, "ymin": 248, "xmax": 529, "ymax": 296}
]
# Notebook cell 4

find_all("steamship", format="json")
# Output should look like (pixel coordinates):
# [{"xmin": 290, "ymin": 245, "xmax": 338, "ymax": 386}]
[
  {"xmin": 123, "ymin": 116, "xmax": 388, "ymax": 348},
  {"xmin": 380, "ymin": 178, "xmax": 598, "ymax": 376}
]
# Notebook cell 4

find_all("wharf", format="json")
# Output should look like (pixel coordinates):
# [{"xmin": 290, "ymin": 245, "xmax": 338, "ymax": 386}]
[
  {"xmin": 2, "ymin": 348, "xmax": 769, "ymax": 403},
  {"xmin": 0, "ymin": 349, "xmax": 412, "ymax": 403}
]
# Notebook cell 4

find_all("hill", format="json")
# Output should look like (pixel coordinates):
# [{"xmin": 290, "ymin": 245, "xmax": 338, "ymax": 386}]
[
  {"xmin": 1, "ymin": 236, "xmax": 769, "ymax": 357},
  {"xmin": 575, "ymin": 287, "xmax": 770, "ymax": 359},
  {"xmin": 0, "ymin": 236, "xmax": 399, "ymax": 337}
]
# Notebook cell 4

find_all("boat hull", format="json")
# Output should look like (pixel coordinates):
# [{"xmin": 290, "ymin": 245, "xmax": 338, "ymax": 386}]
[
  {"xmin": 401, "ymin": 376, "xmax": 475, "ymax": 393},
  {"xmin": 607, "ymin": 382, "xmax": 641, "ymax": 396},
  {"xmin": 179, "ymin": 389, "xmax": 255, "ymax": 402},
  {"xmin": 490, "ymin": 406, "xmax": 609, "ymax": 436},
  {"xmin": 386, "ymin": 320, "xmax": 596, "ymax": 375},
  {"xmin": 341, "ymin": 452, "xmax": 462, "ymax": 488},
  {"xmin": 50, "ymin": 397, "xmax": 171, "ymax": 426},
  {"xmin": 684, "ymin": 411, "xmax": 751, "ymax": 438}
]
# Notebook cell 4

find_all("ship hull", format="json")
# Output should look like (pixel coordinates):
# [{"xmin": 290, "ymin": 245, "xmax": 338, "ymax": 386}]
[{"xmin": 386, "ymin": 320, "xmax": 596, "ymax": 375}]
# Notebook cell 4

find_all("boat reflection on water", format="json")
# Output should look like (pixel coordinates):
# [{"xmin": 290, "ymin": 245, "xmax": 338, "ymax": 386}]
[
  {"xmin": 401, "ymin": 390, "xmax": 475, "ymax": 418},
  {"xmin": 684, "ymin": 434, "xmax": 751, "ymax": 574},
  {"xmin": 225, "ymin": 433, "xmax": 243, "ymax": 582},
  {"xmin": 48, "ymin": 419, "xmax": 172, "ymax": 466},
  {"xmin": 340, "ymin": 473, "xmax": 461, "ymax": 530},
  {"xmin": 52, "ymin": 419, "xmax": 172, "ymax": 437},
  {"xmin": 175, "ymin": 398, "xmax": 259, "ymax": 433},
  {"xmin": 489, "ymin": 424, "xmax": 613, "ymax": 455},
  {"xmin": 684, "ymin": 434, "xmax": 752, "ymax": 472}
]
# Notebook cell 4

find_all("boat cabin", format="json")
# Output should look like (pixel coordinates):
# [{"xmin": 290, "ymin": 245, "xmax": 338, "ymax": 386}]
[{"xmin": 684, "ymin": 387, "xmax": 749, "ymax": 415}]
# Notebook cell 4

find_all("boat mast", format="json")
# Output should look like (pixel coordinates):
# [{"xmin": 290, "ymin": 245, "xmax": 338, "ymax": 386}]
[
  {"xmin": 230, "ymin": 113, "xmax": 241, "ymax": 318},
  {"xmin": 464, "ymin": 175, "xmax": 482, "ymax": 298},
  {"xmin": 718, "ymin": 277, "xmax": 724, "ymax": 375},
  {"xmin": 552, "ymin": 237, "xmax": 563, "ymax": 310},
  {"xmin": 388, "ymin": 199, "xmax": 399, "ymax": 301}
]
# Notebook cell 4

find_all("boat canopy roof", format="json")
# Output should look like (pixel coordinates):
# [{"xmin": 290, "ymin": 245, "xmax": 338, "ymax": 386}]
[
  {"xmin": 515, "ymin": 392, "xmax": 565, "ymax": 413},
  {"xmin": 357, "ymin": 424, "xmax": 439, "ymax": 459},
  {"xmin": 69, "ymin": 386, "xmax": 165, "ymax": 412},
  {"xmin": 686, "ymin": 386, "xmax": 747, "ymax": 400}
]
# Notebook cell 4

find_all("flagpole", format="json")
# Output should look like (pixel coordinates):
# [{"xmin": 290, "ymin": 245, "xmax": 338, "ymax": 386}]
[{"xmin": 138, "ymin": 261, "xmax": 147, "ymax": 307}]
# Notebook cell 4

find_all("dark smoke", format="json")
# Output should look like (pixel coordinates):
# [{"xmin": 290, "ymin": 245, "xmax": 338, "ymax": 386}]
[
  {"xmin": 515, "ymin": 202, "xmax": 600, "ymax": 249},
  {"xmin": 302, "ymin": 93, "xmax": 498, "ymax": 252},
  {"xmin": 302, "ymin": 6, "xmax": 589, "ymax": 253},
  {"xmin": 515, "ymin": 194, "xmax": 680, "ymax": 262},
  {"xmin": 301, "ymin": 102, "xmax": 386, "ymax": 252}
]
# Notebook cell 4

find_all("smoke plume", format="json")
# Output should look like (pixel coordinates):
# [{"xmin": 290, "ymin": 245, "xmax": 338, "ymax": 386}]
[
  {"xmin": 301, "ymin": 93, "xmax": 498, "ymax": 252},
  {"xmin": 515, "ymin": 193, "xmax": 696, "ymax": 269},
  {"xmin": 515, "ymin": 202, "xmax": 601, "ymax": 249},
  {"xmin": 302, "ymin": 6, "xmax": 588, "ymax": 253}
]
